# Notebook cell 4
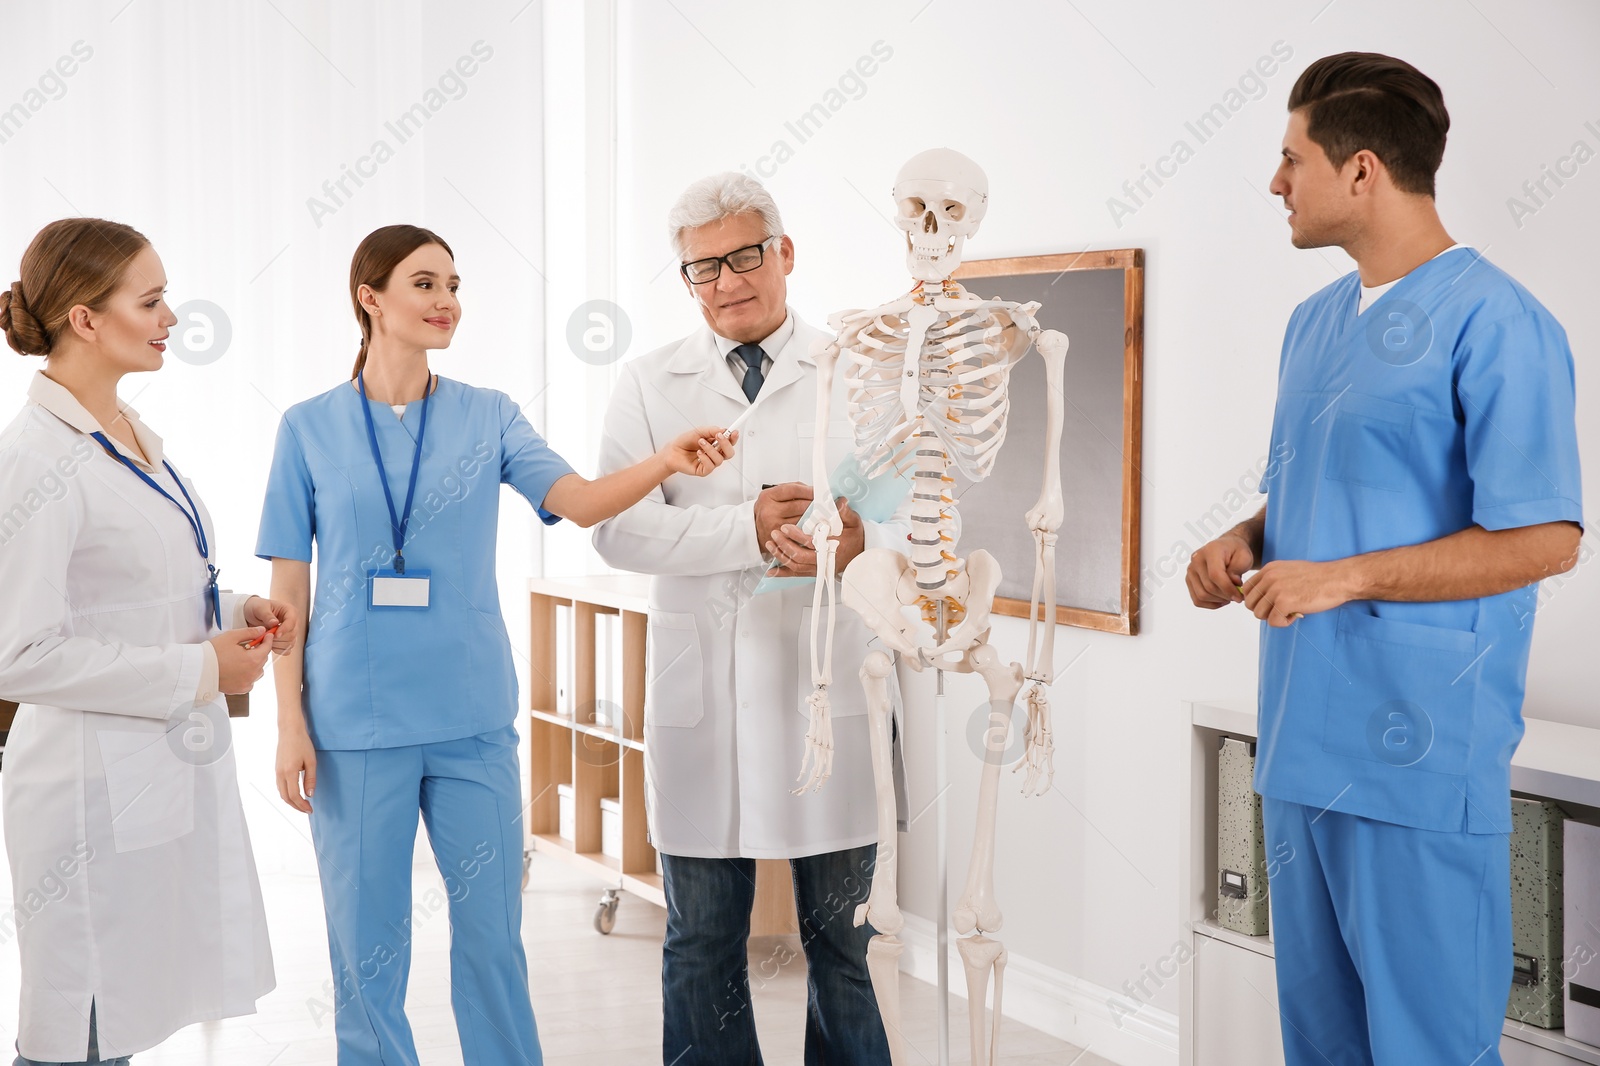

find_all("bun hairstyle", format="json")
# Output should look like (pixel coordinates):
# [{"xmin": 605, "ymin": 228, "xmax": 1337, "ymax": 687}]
[
  {"xmin": 1, "ymin": 218, "xmax": 150, "ymax": 357},
  {"xmin": 349, "ymin": 224, "xmax": 454, "ymax": 378}
]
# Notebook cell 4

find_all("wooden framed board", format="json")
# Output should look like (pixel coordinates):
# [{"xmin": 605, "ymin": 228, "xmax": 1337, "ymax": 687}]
[{"xmin": 950, "ymin": 248, "xmax": 1144, "ymax": 635}]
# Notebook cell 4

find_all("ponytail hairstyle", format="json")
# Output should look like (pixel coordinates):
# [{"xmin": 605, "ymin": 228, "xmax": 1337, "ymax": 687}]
[
  {"xmin": 349, "ymin": 224, "xmax": 455, "ymax": 378},
  {"xmin": 1, "ymin": 218, "xmax": 150, "ymax": 357}
]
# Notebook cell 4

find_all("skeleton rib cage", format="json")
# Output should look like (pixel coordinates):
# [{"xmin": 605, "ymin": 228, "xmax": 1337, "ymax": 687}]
[{"xmin": 835, "ymin": 287, "xmax": 1041, "ymax": 593}]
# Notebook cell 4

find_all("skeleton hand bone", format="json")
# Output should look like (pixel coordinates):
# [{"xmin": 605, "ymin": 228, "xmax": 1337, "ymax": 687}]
[{"xmin": 1012, "ymin": 681, "xmax": 1055, "ymax": 796}]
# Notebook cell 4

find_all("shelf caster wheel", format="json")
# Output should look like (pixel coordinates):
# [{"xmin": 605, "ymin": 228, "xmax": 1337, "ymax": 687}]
[
  {"xmin": 521, "ymin": 850, "xmax": 532, "ymax": 892},
  {"xmin": 594, "ymin": 889, "xmax": 620, "ymax": 935}
]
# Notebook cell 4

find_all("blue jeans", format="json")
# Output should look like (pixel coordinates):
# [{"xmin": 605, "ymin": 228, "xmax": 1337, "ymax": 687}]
[
  {"xmin": 15, "ymin": 1002, "xmax": 130, "ymax": 1066},
  {"xmin": 661, "ymin": 844, "xmax": 890, "ymax": 1066}
]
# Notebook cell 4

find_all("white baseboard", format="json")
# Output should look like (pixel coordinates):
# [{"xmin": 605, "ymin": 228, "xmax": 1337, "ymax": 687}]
[{"xmin": 896, "ymin": 912, "xmax": 1178, "ymax": 1066}]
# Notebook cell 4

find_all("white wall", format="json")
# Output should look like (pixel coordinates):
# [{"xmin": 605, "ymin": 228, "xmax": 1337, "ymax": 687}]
[
  {"xmin": 0, "ymin": 2, "xmax": 548, "ymax": 778},
  {"xmin": 571, "ymin": 0, "xmax": 1600, "ymax": 1056}
]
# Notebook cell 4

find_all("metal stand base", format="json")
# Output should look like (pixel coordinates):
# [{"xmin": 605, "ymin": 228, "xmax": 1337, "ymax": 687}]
[{"xmin": 935, "ymin": 600, "xmax": 950, "ymax": 1066}]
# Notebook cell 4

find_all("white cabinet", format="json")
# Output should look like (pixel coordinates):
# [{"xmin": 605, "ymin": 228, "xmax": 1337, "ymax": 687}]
[
  {"xmin": 1192, "ymin": 927, "xmax": 1284, "ymax": 1065},
  {"xmin": 1179, "ymin": 700, "xmax": 1600, "ymax": 1066}
]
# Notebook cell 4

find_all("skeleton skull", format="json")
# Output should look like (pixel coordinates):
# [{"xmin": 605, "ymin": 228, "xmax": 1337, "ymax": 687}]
[{"xmin": 892, "ymin": 148, "xmax": 989, "ymax": 283}]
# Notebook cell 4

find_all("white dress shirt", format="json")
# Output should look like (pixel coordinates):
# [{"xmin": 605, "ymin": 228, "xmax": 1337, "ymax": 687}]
[{"xmin": 713, "ymin": 313, "xmax": 793, "ymax": 388}]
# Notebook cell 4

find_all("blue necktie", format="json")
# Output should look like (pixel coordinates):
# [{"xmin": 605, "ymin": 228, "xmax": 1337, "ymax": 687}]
[{"xmin": 735, "ymin": 343, "xmax": 765, "ymax": 402}]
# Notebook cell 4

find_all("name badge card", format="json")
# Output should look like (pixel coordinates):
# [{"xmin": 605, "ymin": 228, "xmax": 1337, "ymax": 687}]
[{"xmin": 368, "ymin": 569, "xmax": 431, "ymax": 610}]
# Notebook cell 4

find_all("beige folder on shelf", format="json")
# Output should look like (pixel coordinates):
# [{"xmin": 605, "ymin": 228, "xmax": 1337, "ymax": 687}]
[
  {"xmin": 1216, "ymin": 736, "xmax": 1270, "ymax": 936},
  {"xmin": 1507, "ymin": 796, "xmax": 1567, "ymax": 1029}
]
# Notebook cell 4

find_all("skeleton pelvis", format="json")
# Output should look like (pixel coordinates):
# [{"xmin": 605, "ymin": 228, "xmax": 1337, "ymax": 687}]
[{"xmin": 841, "ymin": 549, "xmax": 1001, "ymax": 666}]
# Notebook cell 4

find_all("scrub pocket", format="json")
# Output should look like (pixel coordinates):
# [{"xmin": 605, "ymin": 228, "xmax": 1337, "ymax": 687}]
[
  {"xmin": 96, "ymin": 728, "xmax": 196, "ymax": 852},
  {"xmin": 646, "ymin": 611, "xmax": 704, "ymax": 728},
  {"xmin": 302, "ymin": 620, "xmax": 366, "ymax": 730},
  {"xmin": 1323, "ymin": 393, "xmax": 1415, "ymax": 492},
  {"xmin": 1321, "ymin": 608, "xmax": 1480, "ymax": 776},
  {"xmin": 797, "ymin": 605, "xmax": 871, "ymax": 719}
]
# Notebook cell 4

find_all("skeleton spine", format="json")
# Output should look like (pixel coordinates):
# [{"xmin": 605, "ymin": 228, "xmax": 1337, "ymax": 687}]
[{"xmin": 910, "ymin": 430, "xmax": 956, "ymax": 591}]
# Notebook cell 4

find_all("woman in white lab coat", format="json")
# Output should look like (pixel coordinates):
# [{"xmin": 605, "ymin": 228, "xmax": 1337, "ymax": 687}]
[{"xmin": 0, "ymin": 219, "xmax": 289, "ymax": 1064}]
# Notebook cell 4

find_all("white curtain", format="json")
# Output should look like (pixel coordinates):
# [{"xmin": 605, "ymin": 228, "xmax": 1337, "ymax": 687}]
[{"xmin": 0, "ymin": 0, "xmax": 546, "ymax": 864}]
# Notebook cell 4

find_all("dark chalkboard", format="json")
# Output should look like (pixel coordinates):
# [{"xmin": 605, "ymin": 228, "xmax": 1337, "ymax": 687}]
[{"xmin": 950, "ymin": 249, "xmax": 1144, "ymax": 635}]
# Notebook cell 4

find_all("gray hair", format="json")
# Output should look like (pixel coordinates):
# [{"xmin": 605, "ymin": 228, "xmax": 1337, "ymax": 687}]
[{"xmin": 667, "ymin": 172, "xmax": 785, "ymax": 258}]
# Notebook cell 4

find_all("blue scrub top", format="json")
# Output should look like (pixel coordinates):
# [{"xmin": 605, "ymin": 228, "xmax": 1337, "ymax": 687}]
[
  {"xmin": 256, "ymin": 376, "xmax": 576, "ymax": 750},
  {"xmin": 1256, "ymin": 248, "xmax": 1583, "ymax": 834}
]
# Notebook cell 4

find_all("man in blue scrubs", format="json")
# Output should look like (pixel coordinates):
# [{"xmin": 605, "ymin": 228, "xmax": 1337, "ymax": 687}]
[{"xmin": 1188, "ymin": 53, "xmax": 1583, "ymax": 1064}]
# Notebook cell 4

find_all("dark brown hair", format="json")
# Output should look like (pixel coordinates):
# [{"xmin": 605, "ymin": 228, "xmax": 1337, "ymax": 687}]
[
  {"xmin": 1287, "ymin": 52, "xmax": 1450, "ymax": 197},
  {"xmin": 1, "ymin": 218, "xmax": 150, "ymax": 357},
  {"xmin": 349, "ymin": 224, "xmax": 455, "ymax": 378}
]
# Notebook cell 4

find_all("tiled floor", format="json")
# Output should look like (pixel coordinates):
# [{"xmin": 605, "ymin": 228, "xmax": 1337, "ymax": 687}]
[{"xmin": 0, "ymin": 762, "xmax": 1111, "ymax": 1065}]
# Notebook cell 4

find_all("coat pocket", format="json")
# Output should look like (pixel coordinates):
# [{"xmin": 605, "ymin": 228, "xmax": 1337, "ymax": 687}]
[
  {"xmin": 96, "ymin": 728, "xmax": 196, "ymax": 852},
  {"xmin": 1323, "ymin": 393, "xmax": 1415, "ymax": 492},
  {"xmin": 1321, "ymin": 608, "xmax": 1480, "ymax": 776},
  {"xmin": 646, "ymin": 611, "xmax": 704, "ymax": 728}
]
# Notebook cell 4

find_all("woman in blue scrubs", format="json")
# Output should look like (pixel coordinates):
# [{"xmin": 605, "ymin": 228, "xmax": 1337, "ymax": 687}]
[{"xmin": 257, "ymin": 224, "xmax": 735, "ymax": 1066}]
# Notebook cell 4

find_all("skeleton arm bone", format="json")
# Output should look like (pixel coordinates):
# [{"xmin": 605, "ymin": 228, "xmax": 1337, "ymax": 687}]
[
  {"xmin": 796, "ymin": 336, "xmax": 845, "ymax": 793},
  {"xmin": 1024, "ymin": 328, "xmax": 1068, "ymax": 681},
  {"xmin": 1013, "ymin": 328, "xmax": 1068, "ymax": 796}
]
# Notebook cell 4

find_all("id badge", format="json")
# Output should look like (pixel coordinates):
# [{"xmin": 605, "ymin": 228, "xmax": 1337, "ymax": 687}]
[{"xmin": 367, "ymin": 568, "xmax": 431, "ymax": 610}]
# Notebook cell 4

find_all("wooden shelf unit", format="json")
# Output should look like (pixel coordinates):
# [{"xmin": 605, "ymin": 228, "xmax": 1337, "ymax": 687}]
[
  {"xmin": 1179, "ymin": 699, "xmax": 1600, "ymax": 1066},
  {"xmin": 527, "ymin": 576, "xmax": 797, "ymax": 934}
]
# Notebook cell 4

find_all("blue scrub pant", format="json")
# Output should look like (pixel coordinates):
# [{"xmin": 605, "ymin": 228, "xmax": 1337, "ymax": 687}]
[
  {"xmin": 1262, "ymin": 798, "xmax": 1512, "ymax": 1066},
  {"xmin": 309, "ymin": 725, "xmax": 541, "ymax": 1066}
]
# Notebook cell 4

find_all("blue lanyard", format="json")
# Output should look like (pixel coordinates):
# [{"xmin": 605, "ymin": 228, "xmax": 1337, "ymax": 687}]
[
  {"xmin": 90, "ymin": 432, "xmax": 222, "ymax": 628},
  {"xmin": 357, "ymin": 372, "xmax": 433, "ymax": 575}
]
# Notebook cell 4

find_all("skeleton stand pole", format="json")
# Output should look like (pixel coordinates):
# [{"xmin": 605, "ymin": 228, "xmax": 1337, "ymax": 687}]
[{"xmin": 935, "ymin": 599, "xmax": 950, "ymax": 1066}]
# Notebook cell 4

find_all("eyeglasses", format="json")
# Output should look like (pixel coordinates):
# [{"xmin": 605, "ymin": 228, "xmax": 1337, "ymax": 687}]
[{"xmin": 680, "ymin": 235, "xmax": 780, "ymax": 285}]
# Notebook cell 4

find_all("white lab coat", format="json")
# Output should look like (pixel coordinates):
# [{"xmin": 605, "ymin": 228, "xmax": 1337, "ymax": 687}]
[
  {"xmin": 593, "ymin": 312, "xmax": 909, "ymax": 859},
  {"xmin": 0, "ymin": 373, "xmax": 273, "ymax": 1061}
]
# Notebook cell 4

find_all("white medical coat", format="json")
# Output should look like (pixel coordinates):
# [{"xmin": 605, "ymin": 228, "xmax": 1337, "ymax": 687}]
[
  {"xmin": 593, "ymin": 313, "xmax": 909, "ymax": 859},
  {"xmin": 0, "ymin": 373, "xmax": 273, "ymax": 1061}
]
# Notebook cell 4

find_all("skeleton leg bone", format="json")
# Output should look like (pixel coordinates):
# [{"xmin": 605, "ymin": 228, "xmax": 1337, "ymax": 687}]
[
  {"xmin": 855, "ymin": 651, "xmax": 904, "ymax": 936},
  {"xmin": 954, "ymin": 641, "xmax": 1023, "ymax": 1066},
  {"xmin": 855, "ymin": 650, "xmax": 909, "ymax": 1066},
  {"xmin": 867, "ymin": 936, "xmax": 908, "ymax": 1066},
  {"xmin": 957, "ymin": 935, "xmax": 1008, "ymax": 1066},
  {"xmin": 954, "ymin": 642, "xmax": 1023, "ymax": 934}
]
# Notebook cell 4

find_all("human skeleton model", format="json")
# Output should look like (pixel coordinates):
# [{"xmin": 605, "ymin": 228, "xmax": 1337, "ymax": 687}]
[{"xmin": 797, "ymin": 148, "xmax": 1068, "ymax": 1066}]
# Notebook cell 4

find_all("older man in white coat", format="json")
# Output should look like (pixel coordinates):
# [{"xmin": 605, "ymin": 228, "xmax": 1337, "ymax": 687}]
[{"xmin": 593, "ymin": 172, "xmax": 905, "ymax": 1065}]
